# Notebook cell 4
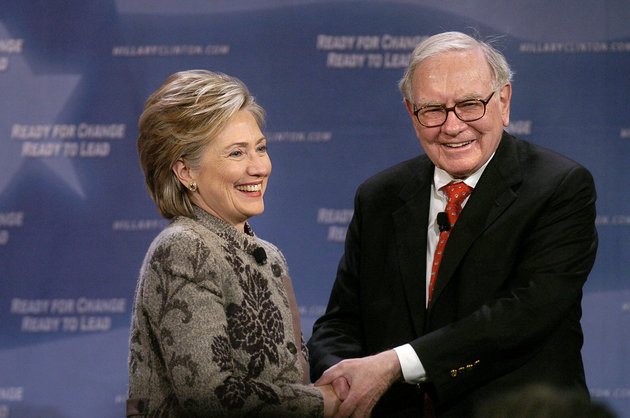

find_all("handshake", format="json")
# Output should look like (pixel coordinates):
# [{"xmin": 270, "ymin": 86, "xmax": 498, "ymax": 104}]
[{"xmin": 313, "ymin": 350, "xmax": 402, "ymax": 418}]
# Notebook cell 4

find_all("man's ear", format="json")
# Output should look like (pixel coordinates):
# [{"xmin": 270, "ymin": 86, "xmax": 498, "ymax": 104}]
[
  {"xmin": 405, "ymin": 98, "xmax": 423, "ymax": 139},
  {"xmin": 499, "ymin": 83, "xmax": 512, "ymax": 127},
  {"xmin": 404, "ymin": 98, "xmax": 415, "ymax": 119},
  {"xmin": 172, "ymin": 159, "xmax": 194, "ymax": 187}
]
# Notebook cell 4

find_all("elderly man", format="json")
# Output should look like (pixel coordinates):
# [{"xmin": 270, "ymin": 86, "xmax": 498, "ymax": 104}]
[{"xmin": 308, "ymin": 31, "xmax": 597, "ymax": 417}]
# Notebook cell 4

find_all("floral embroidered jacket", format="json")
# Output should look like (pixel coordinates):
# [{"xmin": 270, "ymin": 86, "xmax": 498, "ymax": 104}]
[{"xmin": 128, "ymin": 207, "xmax": 323, "ymax": 417}]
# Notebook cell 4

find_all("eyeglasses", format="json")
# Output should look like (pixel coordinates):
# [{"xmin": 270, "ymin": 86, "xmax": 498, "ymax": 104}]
[{"xmin": 412, "ymin": 91, "xmax": 496, "ymax": 128}]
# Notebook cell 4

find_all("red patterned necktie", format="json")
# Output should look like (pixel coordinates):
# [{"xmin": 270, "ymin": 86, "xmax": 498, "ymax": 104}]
[{"xmin": 427, "ymin": 182, "xmax": 472, "ymax": 306}]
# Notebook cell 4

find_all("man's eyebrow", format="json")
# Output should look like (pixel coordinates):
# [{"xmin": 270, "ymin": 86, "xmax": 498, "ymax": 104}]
[
  {"xmin": 416, "ymin": 93, "xmax": 485, "ymax": 108},
  {"xmin": 415, "ymin": 99, "xmax": 444, "ymax": 108},
  {"xmin": 457, "ymin": 93, "xmax": 485, "ymax": 101}
]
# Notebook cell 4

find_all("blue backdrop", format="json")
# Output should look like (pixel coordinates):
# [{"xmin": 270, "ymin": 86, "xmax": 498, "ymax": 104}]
[{"xmin": 1, "ymin": 1, "xmax": 629, "ymax": 416}]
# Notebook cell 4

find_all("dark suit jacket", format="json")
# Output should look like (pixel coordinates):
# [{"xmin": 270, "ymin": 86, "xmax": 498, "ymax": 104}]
[{"xmin": 307, "ymin": 132, "xmax": 598, "ymax": 417}]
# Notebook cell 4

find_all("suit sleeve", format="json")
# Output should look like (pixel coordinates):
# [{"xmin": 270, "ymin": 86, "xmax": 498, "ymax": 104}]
[
  {"xmin": 412, "ymin": 164, "xmax": 597, "ymax": 402},
  {"xmin": 308, "ymin": 190, "xmax": 367, "ymax": 381}
]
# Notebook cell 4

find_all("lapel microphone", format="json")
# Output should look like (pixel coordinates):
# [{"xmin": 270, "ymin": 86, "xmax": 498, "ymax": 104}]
[
  {"xmin": 253, "ymin": 247, "xmax": 267, "ymax": 265},
  {"xmin": 437, "ymin": 212, "xmax": 451, "ymax": 232}
]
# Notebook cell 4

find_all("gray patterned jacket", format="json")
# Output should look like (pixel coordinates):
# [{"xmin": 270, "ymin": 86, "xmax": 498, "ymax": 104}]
[{"xmin": 128, "ymin": 207, "xmax": 323, "ymax": 417}]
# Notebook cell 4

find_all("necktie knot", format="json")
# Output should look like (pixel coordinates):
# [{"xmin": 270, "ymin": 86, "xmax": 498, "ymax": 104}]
[
  {"xmin": 442, "ymin": 182, "xmax": 472, "ymax": 225},
  {"xmin": 444, "ymin": 182, "xmax": 472, "ymax": 205}
]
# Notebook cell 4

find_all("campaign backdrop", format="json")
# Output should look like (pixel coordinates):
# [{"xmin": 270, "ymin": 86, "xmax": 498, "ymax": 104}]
[{"xmin": 1, "ymin": 1, "xmax": 629, "ymax": 416}]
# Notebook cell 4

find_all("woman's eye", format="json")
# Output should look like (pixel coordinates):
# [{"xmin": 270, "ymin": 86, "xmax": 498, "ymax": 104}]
[
  {"xmin": 257, "ymin": 145, "xmax": 267, "ymax": 153},
  {"xmin": 229, "ymin": 150, "xmax": 243, "ymax": 157}
]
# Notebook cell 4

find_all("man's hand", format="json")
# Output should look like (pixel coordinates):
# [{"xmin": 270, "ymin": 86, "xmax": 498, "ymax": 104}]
[{"xmin": 314, "ymin": 350, "xmax": 402, "ymax": 417}]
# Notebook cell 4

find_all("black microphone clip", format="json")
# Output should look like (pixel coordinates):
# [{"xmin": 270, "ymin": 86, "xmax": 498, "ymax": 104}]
[
  {"xmin": 437, "ymin": 212, "xmax": 451, "ymax": 232},
  {"xmin": 253, "ymin": 247, "xmax": 267, "ymax": 265}
]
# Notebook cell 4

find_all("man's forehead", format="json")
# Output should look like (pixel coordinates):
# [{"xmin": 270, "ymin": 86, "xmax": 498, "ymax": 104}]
[{"xmin": 411, "ymin": 50, "xmax": 494, "ymax": 101}]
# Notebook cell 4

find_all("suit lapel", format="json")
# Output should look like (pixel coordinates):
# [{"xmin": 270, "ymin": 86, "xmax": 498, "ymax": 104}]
[
  {"xmin": 392, "ymin": 157, "xmax": 433, "ymax": 336},
  {"xmin": 430, "ymin": 133, "xmax": 523, "ymax": 308}
]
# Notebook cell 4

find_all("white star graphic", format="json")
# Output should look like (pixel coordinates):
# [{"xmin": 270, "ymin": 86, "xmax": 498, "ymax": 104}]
[{"xmin": 0, "ymin": 23, "xmax": 83, "ymax": 198}]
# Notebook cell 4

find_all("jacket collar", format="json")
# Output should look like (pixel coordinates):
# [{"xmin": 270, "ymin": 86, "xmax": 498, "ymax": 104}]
[
  {"xmin": 392, "ymin": 156, "xmax": 434, "ymax": 335},
  {"xmin": 174, "ymin": 206, "xmax": 258, "ymax": 252}
]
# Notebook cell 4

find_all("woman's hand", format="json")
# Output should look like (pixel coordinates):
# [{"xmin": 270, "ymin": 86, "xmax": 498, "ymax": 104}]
[{"xmin": 316, "ymin": 383, "xmax": 341, "ymax": 417}]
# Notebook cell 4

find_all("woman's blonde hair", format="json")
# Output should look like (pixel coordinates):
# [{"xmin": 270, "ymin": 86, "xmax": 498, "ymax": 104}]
[{"xmin": 137, "ymin": 70, "xmax": 264, "ymax": 218}]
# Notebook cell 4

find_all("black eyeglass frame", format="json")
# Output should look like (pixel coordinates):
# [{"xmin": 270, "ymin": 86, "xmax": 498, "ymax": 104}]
[{"xmin": 412, "ymin": 91, "xmax": 496, "ymax": 128}]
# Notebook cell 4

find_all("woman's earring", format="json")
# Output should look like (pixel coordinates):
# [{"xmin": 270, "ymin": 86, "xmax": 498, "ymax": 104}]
[{"xmin": 189, "ymin": 182, "xmax": 198, "ymax": 192}]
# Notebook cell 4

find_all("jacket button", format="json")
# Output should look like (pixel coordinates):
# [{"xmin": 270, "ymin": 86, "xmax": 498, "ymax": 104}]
[
  {"xmin": 271, "ymin": 263, "xmax": 282, "ymax": 277},
  {"xmin": 450, "ymin": 369, "xmax": 457, "ymax": 377}
]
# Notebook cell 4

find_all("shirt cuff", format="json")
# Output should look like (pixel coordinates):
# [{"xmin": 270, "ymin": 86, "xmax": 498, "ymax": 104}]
[{"xmin": 393, "ymin": 344, "xmax": 427, "ymax": 383}]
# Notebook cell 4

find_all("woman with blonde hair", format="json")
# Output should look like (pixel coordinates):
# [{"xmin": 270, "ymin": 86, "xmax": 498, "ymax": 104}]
[{"xmin": 128, "ymin": 70, "xmax": 339, "ymax": 417}]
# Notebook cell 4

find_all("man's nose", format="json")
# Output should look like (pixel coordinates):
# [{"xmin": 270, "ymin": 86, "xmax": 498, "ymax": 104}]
[{"xmin": 441, "ymin": 108, "xmax": 467, "ymax": 134}]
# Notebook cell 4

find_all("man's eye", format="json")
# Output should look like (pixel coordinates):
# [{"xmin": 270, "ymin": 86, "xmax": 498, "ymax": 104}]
[
  {"xmin": 422, "ymin": 107, "xmax": 443, "ymax": 115},
  {"xmin": 458, "ymin": 101, "xmax": 479, "ymax": 109}
]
